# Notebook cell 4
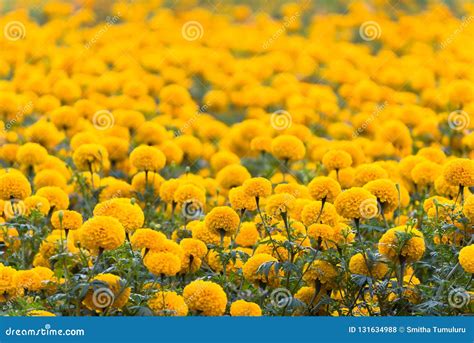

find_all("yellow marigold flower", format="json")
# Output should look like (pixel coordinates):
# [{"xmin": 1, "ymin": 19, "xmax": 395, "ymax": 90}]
[
  {"xmin": 242, "ymin": 253, "xmax": 280, "ymax": 287},
  {"xmin": 210, "ymin": 151, "xmax": 240, "ymax": 172},
  {"xmin": 174, "ymin": 184, "xmax": 206, "ymax": 207},
  {"xmin": 378, "ymin": 226, "xmax": 425, "ymax": 262},
  {"xmin": 301, "ymin": 201, "xmax": 338, "ymax": 227},
  {"xmin": 463, "ymin": 195, "xmax": 474, "ymax": 222},
  {"xmin": 24, "ymin": 195, "xmax": 50, "ymax": 216},
  {"xmin": 0, "ymin": 227, "xmax": 20, "ymax": 250},
  {"xmin": 14, "ymin": 269, "xmax": 42, "ymax": 292},
  {"xmin": 33, "ymin": 169, "xmax": 68, "ymax": 191},
  {"xmin": 102, "ymin": 137, "xmax": 129, "ymax": 163},
  {"xmin": 51, "ymin": 210, "xmax": 83, "ymax": 231},
  {"xmin": 99, "ymin": 178, "xmax": 133, "ymax": 202},
  {"xmin": 93, "ymin": 198, "xmax": 145, "ymax": 233},
  {"xmin": 271, "ymin": 135, "xmax": 306, "ymax": 161},
  {"xmin": 130, "ymin": 145, "xmax": 166, "ymax": 172},
  {"xmin": 148, "ymin": 291, "xmax": 188, "ymax": 316},
  {"xmin": 16, "ymin": 143, "xmax": 48, "ymax": 166},
  {"xmin": 442, "ymin": 158, "xmax": 474, "ymax": 187},
  {"xmin": 192, "ymin": 221, "xmax": 231, "ymax": 247},
  {"xmin": 349, "ymin": 253, "xmax": 388, "ymax": 279},
  {"xmin": 130, "ymin": 228, "xmax": 166, "ymax": 251},
  {"xmin": 417, "ymin": 147, "xmax": 446, "ymax": 164},
  {"xmin": 255, "ymin": 234, "xmax": 289, "ymax": 261},
  {"xmin": 72, "ymin": 144, "xmax": 109, "ymax": 173},
  {"xmin": 27, "ymin": 310, "xmax": 56, "ymax": 316},
  {"xmin": 36, "ymin": 186, "xmax": 69, "ymax": 210},
  {"xmin": 303, "ymin": 260, "xmax": 337, "ymax": 287},
  {"xmin": 434, "ymin": 176, "xmax": 467, "ymax": 199},
  {"xmin": 411, "ymin": 161, "xmax": 441, "ymax": 187},
  {"xmin": 175, "ymin": 135, "xmax": 203, "ymax": 162},
  {"xmin": 159, "ymin": 179, "xmax": 181, "ymax": 204},
  {"xmin": 183, "ymin": 280, "xmax": 227, "ymax": 316},
  {"xmin": 295, "ymin": 286, "xmax": 321, "ymax": 306},
  {"xmin": 235, "ymin": 222, "xmax": 259, "ymax": 247},
  {"xmin": 79, "ymin": 216, "xmax": 125, "ymax": 252},
  {"xmin": 308, "ymin": 176, "xmax": 341, "ymax": 203},
  {"xmin": 83, "ymin": 274, "xmax": 130, "ymax": 311},
  {"xmin": 135, "ymin": 122, "xmax": 168, "ymax": 146},
  {"xmin": 204, "ymin": 206, "xmax": 240, "ymax": 238},
  {"xmin": 274, "ymin": 183, "xmax": 310, "ymax": 199},
  {"xmin": 307, "ymin": 224, "xmax": 334, "ymax": 247},
  {"xmin": 265, "ymin": 193, "xmax": 296, "ymax": 220},
  {"xmin": 250, "ymin": 136, "xmax": 272, "ymax": 153},
  {"xmin": 229, "ymin": 186, "xmax": 257, "ymax": 212},
  {"xmin": 242, "ymin": 177, "xmax": 272, "ymax": 199},
  {"xmin": 322, "ymin": 150, "xmax": 352, "ymax": 171},
  {"xmin": 180, "ymin": 238, "xmax": 208, "ymax": 273},
  {"xmin": 159, "ymin": 141, "xmax": 184, "ymax": 165},
  {"xmin": 0, "ymin": 265, "xmax": 18, "ymax": 300},
  {"xmin": 230, "ymin": 300, "xmax": 262, "ymax": 316},
  {"xmin": 354, "ymin": 164, "xmax": 388, "ymax": 186},
  {"xmin": 131, "ymin": 171, "xmax": 164, "ymax": 198},
  {"xmin": 334, "ymin": 187, "xmax": 376, "ymax": 219},
  {"xmin": 216, "ymin": 164, "xmax": 251, "ymax": 190},
  {"xmin": 0, "ymin": 144, "xmax": 20, "ymax": 164},
  {"xmin": 363, "ymin": 179, "xmax": 399, "ymax": 213},
  {"xmin": 458, "ymin": 245, "xmax": 474, "ymax": 274},
  {"xmin": 0, "ymin": 172, "xmax": 32, "ymax": 200},
  {"xmin": 144, "ymin": 251, "xmax": 181, "ymax": 276}
]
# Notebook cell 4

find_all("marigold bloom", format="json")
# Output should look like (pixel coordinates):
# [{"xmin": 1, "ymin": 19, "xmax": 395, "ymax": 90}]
[
  {"xmin": 230, "ymin": 300, "xmax": 262, "ymax": 316},
  {"xmin": 79, "ymin": 216, "xmax": 126, "ymax": 252},
  {"xmin": 378, "ymin": 226, "xmax": 425, "ymax": 262},
  {"xmin": 271, "ymin": 135, "xmax": 306, "ymax": 161},
  {"xmin": 148, "ymin": 291, "xmax": 188, "ymax": 316},
  {"xmin": 308, "ymin": 176, "xmax": 341, "ymax": 203},
  {"xmin": 130, "ymin": 145, "xmax": 166, "ymax": 172},
  {"xmin": 93, "ymin": 198, "xmax": 145, "ymax": 233},
  {"xmin": 458, "ymin": 245, "xmax": 474, "ymax": 274},
  {"xmin": 204, "ymin": 206, "xmax": 240, "ymax": 238},
  {"xmin": 183, "ymin": 280, "xmax": 227, "ymax": 316}
]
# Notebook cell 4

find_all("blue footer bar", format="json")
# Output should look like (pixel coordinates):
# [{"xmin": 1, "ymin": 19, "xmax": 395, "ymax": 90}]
[{"xmin": 0, "ymin": 317, "xmax": 473, "ymax": 343}]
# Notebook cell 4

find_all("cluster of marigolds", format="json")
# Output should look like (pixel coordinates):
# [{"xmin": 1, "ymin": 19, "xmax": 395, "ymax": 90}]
[{"xmin": 0, "ymin": 0, "xmax": 473, "ymax": 317}]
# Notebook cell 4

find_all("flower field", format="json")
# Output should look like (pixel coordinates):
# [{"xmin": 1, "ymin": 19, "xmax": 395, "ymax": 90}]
[{"xmin": 0, "ymin": 0, "xmax": 473, "ymax": 317}]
